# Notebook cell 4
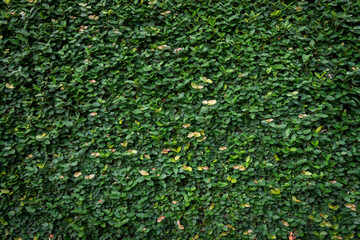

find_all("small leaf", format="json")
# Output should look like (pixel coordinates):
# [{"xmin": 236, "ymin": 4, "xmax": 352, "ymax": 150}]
[
  {"xmin": 233, "ymin": 165, "xmax": 246, "ymax": 171},
  {"xmin": 74, "ymin": 172, "xmax": 82, "ymax": 178},
  {"xmin": 281, "ymin": 220, "xmax": 289, "ymax": 227},
  {"xmin": 209, "ymin": 203, "xmax": 215, "ymax": 210},
  {"xmin": 302, "ymin": 54, "xmax": 311, "ymax": 62},
  {"xmin": 1, "ymin": 189, "xmax": 10, "ymax": 194},
  {"xmin": 33, "ymin": 84, "xmax": 41, "ymax": 92},
  {"xmin": 270, "ymin": 188, "xmax": 281, "ymax": 195},
  {"xmin": 26, "ymin": 207, "xmax": 36, "ymax": 213},
  {"xmin": 5, "ymin": 83, "xmax": 14, "ymax": 89},
  {"xmin": 0, "ymin": 218, "xmax": 8, "ymax": 226},
  {"xmin": 187, "ymin": 132, "xmax": 195, "ymax": 138},
  {"xmin": 191, "ymin": 83, "xmax": 203, "ymax": 89},
  {"xmin": 266, "ymin": 67, "xmax": 272, "ymax": 74},
  {"xmin": 323, "ymin": 221, "xmax": 332, "ymax": 227},
  {"xmin": 139, "ymin": 170, "xmax": 149, "ymax": 176},
  {"xmin": 328, "ymin": 204, "xmax": 339, "ymax": 210},
  {"xmin": 177, "ymin": 220, "xmax": 184, "ymax": 230},
  {"xmin": 315, "ymin": 126, "xmax": 322, "ymax": 133},
  {"xmin": 157, "ymin": 215, "xmax": 165, "ymax": 223},
  {"xmin": 185, "ymin": 167, "xmax": 192, "ymax": 171},
  {"xmin": 207, "ymin": 100, "xmax": 217, "ymax": 105},
  {"xmin": 292, "ymin": 196, "xmax": 301, "ymax": 202}
]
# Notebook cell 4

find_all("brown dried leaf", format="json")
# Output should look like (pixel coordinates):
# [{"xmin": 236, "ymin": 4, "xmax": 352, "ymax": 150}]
[
  {"xmin": 139, "ymin": 170, "xmax": 149, "ymax": 176},
  {"xmin": 157, "ymin": 215, "xmax": 165, "ymax": 223},
  {"xmin": 177, "ymin": 220, "xmax": 184, "ymax": 230}
]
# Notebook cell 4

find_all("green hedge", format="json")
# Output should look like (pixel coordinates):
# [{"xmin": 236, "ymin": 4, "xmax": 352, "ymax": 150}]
[{"xmin": 1, "ymin": 0, "xmax": 360, "ymax": 239}]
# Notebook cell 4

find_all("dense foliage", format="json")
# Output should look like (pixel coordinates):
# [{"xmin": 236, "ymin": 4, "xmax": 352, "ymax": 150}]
[{"xmin": 1, "ymin": 0, "xmax": 360, "ymax": 239}]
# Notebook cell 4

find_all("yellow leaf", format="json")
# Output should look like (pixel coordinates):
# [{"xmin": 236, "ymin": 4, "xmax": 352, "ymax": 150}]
[
  {"xmin": 182, "ymin": 124, "xmax": 190, "ymax": 128},
  {"xmin": 187, "ymin": 132, "xmax": 195, "ymax": 138},
  {"xmin": 157, "ymin": 215, "xmax": 165, "ymax": 223},
  {"xmin": 244, "ymin": 203, "xmax": 250, "ymax": 207},
  {"xmin": 36, "ymin": 163, "xmax": 45, "ymax": 169},
  {"xmin": 281, "ymin": 220, "xmax": 289, "ymax": 227},
  {"xmin": 292, "ymin": 196, "xmax": 301, "ymax": 202},
  {"xmin": 174, "ymin": 156, "xmax": 180, "ymax": 161},
  {"xmin": 1, "ymin": 189, "xmax": 10, "ymax": 194},
  {"xmin": 5, "ymin": 83, "xmax": 14, "ymax": 89},
  {"xmin": 270, "ymin": 188, "xmax": 281, "ymax": 195},
  {"xmin": 246, "ymin": 155, "xmax": 251, "ymax": 162},
  {"xmin": 233, "ymin": 165, "xmax": 246, "ymax": 171},
  {"xmin": 315, "ymin": 126, "xmax": 323, "ymax": 133},
  {"xmin": 191, "ymin": 83, "xmax": 203, "ymax": 89},
  {"xmin": 139, "ymin": 170, "xmax": 149, "ymax": 176},
  {"xmin": 198, "ymin": 166, "xmax": 203, "ymax": 171},
  {"xmin": 194, "ymin": 132, "xmax": 201, "ymax": 137},
  {"xmin": 74, "ymin": 172, "xmax": 82, "ymax": 178},
  {"xmin": 185, "ymin": 167, "xmax": 192, "ymax": 171},
  {"xmin": 231, "ymin": 178, "xmax": 237, "ymax": 183},
  {"xmin": 203, "ymin": 77, "xmax": 213, "ymax": 83},
  {"xmin": 177, "ymin": 220, "xmax": 184, "ymax": 230},
  {"xmin": 207, "ymin": 100, "xmax": 217, "ymax": 105},
  {"xmin": 209, "ymin": 203, "xmax": 215, "ymax": 210},
  {"xmin": 345, "ymin": 203, "xmax": 356, "ymax": 211},
  {"xmin": 328, "ymin": 204, "xmax": 339, "ymax": 210}
]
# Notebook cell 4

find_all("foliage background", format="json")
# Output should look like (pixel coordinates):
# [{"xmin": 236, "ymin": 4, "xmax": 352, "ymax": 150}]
[{"xmin": 1, "ymin": 0, "xmax": 360, "ymax": 239}]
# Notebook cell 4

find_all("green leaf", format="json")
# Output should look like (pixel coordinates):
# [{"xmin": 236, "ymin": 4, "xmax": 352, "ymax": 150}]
[
  {"xmin": 302, "ymin": 54, "xmax": 312, "ymax": 62},
  {"xmin": 217, "ymin": 182, "xmax": 228, "ymax": 187},
  {"xmin": 33, "ymin": 84, "xmax": 41, "ymax": 92},
  {"xmin": 26, "ymin": 207, "xmax": 36, "ymax": 213},
  {"xmin": 109, "ymin": 191, "xmax": 121, "ymax": 199},
  {"xmin": 0, "ymin": 218, "xmax": 8, "ymax": 225},
  {"xmin": 63, "ymin": 120, "xmax": 73, "ymax": 127},
  {"xmin": 296, "ymin": 159, "xmax": 307, "ymax": 165},
  {"xmin": 266, "ymin": 67, "xmax": 272, "ymax": 74}
]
